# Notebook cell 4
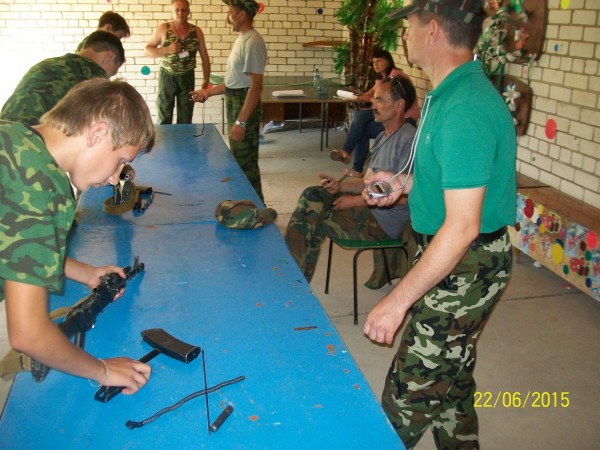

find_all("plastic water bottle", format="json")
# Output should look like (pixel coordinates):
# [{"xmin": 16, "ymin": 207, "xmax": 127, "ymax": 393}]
[{"xmin": 313, "ymin": 67, "xmax": 320, "ymax": 89}]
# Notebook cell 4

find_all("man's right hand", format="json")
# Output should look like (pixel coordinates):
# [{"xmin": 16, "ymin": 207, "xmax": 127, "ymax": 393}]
[
  {"xmin": 190, "ymin": 89, "xmax": 209, "ymax": 103},
  {"xmin": 101, "ymin": 357, "xmax": 152, "ymax": 395}
]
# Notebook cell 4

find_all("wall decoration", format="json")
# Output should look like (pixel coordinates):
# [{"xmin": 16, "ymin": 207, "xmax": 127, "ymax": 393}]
[
  {"xmin": 545, "ymin": 118, "xmax": 557, "ymax": 139},
  {"xmin": 510, "ymin": 193, "xmax": 600, "ymax": 302},
  {"xmin": 477, "ymin": 0, "xmax": 547, "ymax": 136}
]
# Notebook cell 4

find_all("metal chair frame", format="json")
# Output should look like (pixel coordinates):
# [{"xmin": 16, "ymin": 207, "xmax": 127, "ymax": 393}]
[{"xmin": 324, "ymin": 237, "xmax": 408, "ymax": 325}]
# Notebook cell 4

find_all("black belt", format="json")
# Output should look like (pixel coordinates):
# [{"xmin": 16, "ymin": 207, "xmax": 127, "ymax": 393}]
[
  {"xmin": 225, "ymin": 87, "xmax": 249, "ymax": 96},
  {"xmin": 414, "ymin": 226, "xmax": 507, "ymax": 249}
]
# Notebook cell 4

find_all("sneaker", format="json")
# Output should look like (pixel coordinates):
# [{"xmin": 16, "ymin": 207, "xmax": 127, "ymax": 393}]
[{"xmin": 330, "ymin": 149, "xmax": 351, "ymax": 164}]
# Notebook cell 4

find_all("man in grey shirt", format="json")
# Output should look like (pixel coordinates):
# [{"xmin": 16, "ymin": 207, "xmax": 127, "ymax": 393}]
[{"xmin": 284, "ymin": 77, "xmax": 417, "ymax": 283}]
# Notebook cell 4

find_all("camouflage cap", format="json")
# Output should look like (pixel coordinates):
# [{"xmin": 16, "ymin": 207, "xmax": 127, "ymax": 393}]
[
  {"xmin": 222, "ymin": 0, "xmax": 259, "ymax": 18},
  {"xmin": 388, "ymin": 0, "xmax": 485, "ymax": 26},
  {"xmin": 215, "ymin": 200, "xmax": 277, "ymax": 229}
]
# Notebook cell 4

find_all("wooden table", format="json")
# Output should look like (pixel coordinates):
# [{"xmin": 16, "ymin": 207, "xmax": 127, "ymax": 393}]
[
  {"xmin": 261, "ymin": 78, "xmax": 355, "ymax": 151},
  {"xmin": 0, "ymin": 124, "xmax": 403, "ymax": 449}
]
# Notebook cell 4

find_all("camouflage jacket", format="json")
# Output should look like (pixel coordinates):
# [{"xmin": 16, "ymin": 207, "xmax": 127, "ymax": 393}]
[
  {"xmin": 0, "ymin": 121, "xmax": 75, "ymax": 298},
  {"xmin": 0, "ymin": 54, "xmax": 107, "ymax": 125}
]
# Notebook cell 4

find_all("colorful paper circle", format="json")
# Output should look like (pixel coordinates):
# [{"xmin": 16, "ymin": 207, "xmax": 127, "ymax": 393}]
[
  {"xmin": 546, "ymin": 119, "xmax": 557, "ymax": 139},
  {"xmin": 552, "ymin": 243, "xmax": 564, "ymax": 264},
  {"xmin": 524, "ymin": 199, "xmax": 535, "ymax": 218},
  {"xmin": 560, "ymin": 0, "xmax": 571, "ymax": 10},
  {"xmin": 258, "ymin": 2, "xmax": 265, "ymax": 13},
  {"xmin": 587, "ymin": 231, "xmax": 598, "ymax": 249},
  {"xmin": 141, "ymin": 66, "xmax": 151, "ymax": 76}
]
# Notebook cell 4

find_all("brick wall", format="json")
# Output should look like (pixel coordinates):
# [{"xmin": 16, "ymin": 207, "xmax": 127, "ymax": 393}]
[
  {"xmin": 0, "ymin": 0, "xmax": 598, "ymax": 208},
  {"xmin": 0, "ymin": 0, "xmax": 344, "ymax": 126}
]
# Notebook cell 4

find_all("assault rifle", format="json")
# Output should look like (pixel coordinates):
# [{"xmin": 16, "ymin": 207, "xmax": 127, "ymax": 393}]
[{"xmin": 30, "ymin": 257, "xmax": 145, "ymax": 382}]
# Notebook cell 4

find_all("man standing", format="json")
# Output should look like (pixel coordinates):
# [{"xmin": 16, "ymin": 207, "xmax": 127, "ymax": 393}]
[
  {"xmin": 76, "ymin": 11, "xmax": 131, "ymax": 52},
  {"xmin": 145, "ymin": 0, "xmax": 211, "ymax": 125},
  {"xmin": 1, "ymin": 31, "xmax": 125, "ymax": 126},
  {"xmin": 190, "ymin": 0, "xmax": 267, "ymax": 201},
  {"xmin": 285, "ymin": 78, "xmax": 416, "ymax": 284},
  {"xmin": 362, "ymin": 1, "xmax": 516, "ymax": 448}
]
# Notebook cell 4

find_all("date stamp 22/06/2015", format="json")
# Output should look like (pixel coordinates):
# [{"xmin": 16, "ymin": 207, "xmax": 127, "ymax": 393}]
[{"xmin": 474, "ymin": 391, "xmax": 570, "ymax": 409}]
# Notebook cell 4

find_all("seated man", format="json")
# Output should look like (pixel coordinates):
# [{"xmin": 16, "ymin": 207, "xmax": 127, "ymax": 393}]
[
  {"xmin": 1, "ymin": 30, "xmax": 125, "ymax": 126},
  {"xmin": 284, "ymin": 77, "xmax": 417, "ymax": 283}
]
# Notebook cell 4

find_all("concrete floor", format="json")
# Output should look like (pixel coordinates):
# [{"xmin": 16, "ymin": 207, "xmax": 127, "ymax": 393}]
[
  {"xmin": 258, "ymin": 125, "xmax": 600, "ymax": 449},
  {"xmin": 2, "ymin": 124, "xmax": 599, "ymax": 448}
]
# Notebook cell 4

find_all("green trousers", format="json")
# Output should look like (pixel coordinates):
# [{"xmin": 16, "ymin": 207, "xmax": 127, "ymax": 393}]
[
  {"xmin": 383, "ymin": 232, "xmax": 513, "ymax": 449},
  {"xmin": 157, "ymin": 69, "xmax": 195, "ymax": 124},
  {"xmin": 284, "ymin": 186, "xmax": 390, "ymax": 282},
  {"xmin": 225, "ymin": 93, "xmax": 263, "ymax": 201}
]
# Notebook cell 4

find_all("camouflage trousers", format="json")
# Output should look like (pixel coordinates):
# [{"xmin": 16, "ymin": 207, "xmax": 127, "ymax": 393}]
[
  {"xmin": 383, "ymin": 232, "xmax": 513, "ymax": 449},
  {"xmin": 157, "ymin": 69, "xmax": 195, "ymax": 124},
  {"xmin": 225, "ymin": 93, "xmax": 264, "ymax": 201},
  {"xmin": 284, "ymin": 186, "xmax": 389, "ymax": 282}
]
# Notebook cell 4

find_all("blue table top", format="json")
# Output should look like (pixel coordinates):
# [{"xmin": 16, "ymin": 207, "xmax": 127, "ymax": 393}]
[{"xmin": 0, "ymin": 124, "xmax": 402, "ymax": 449}]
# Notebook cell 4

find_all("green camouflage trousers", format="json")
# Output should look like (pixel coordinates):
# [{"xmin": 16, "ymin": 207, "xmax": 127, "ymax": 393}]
[
  {"xmin": 226, "ymin": 93, "xmax": 263, "ymax": 201},
  {"xmin": 383, "ymin": 232, "xmax": 513, "ymax": 449},
  {"xmin": 157, "ymin": 69, "xmax": 195, "ymax": 124},
  {"xmin": 284, "ymin": 186, "xmax": 390, "ymax": 282}
]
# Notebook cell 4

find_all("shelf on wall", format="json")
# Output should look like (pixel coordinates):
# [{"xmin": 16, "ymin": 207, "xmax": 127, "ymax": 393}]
[{"xmin": 302, "ymin": 40, "xmax": 346, "ymax": 48}]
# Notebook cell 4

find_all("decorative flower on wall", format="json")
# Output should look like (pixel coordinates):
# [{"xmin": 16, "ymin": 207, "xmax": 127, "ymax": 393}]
[
  {"xmin": 502, "ymin": 82, "xmax": 521, "ymax": 125},
  {"xmin": 476, "ymin": 0, "xmax": 536, "ymax": 78}
]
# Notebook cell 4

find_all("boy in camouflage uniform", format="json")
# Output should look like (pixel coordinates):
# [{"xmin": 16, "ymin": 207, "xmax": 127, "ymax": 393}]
[
  {"xmin": 284, "ymin": 78, "xmax": 416, "ymax": 283},
  {"xmin": 190, "ymin": 0, "xmax": 267, "ymax": 201},
  {"xmin": 363, "ymin": 1, "xmax": 517, "ymax": 448},
  {"xmin": 1, "ymin": 31, "xmax": 125, "ymax": 126},
  {"xmin": 76, "ymin": 11, "xmax": 131, "ymax": 52},
  {"xmin": 0, "ymin": 78, "xmax": 155, "ymax": 393}
]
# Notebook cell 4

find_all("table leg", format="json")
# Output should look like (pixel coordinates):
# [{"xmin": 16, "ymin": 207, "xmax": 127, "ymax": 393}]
[
  {"xmin": 221, "ymin": 97, "xmax": 225, "ymax": 134},
  {"xmin": 320, "ymin": 103, "xmax": 325, "ymax": 151},
  {"xmin": 325, "ymin": 103, "xmax": 330, "ymax": 149},
  {"xmin": 299, "ymin": 103, "xmax": 303, "ymax": 134}
]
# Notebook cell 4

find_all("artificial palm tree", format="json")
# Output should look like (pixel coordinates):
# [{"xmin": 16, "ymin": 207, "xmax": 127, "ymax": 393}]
[{"xmin": 334, "ymin": 0, "xmax": 404, "ymax": 90}]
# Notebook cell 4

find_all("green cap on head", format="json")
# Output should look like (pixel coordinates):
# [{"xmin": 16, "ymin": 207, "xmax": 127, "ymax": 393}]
[
  {"xmin": 222, "ymin": 0, "xmax": 260, "ymax": 18},
  {"xmin": 215, "ymin": 200, "xmax": 277, "ymax": 229},
  {"xmin": 388, "ymin": 0, "xmax": 485, "ymax": 26}
]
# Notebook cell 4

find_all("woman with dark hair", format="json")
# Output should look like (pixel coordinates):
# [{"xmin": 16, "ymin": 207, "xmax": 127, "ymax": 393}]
[{"xmin": 331, "ymin": 49, "xmax": 419, "ymax": 176}]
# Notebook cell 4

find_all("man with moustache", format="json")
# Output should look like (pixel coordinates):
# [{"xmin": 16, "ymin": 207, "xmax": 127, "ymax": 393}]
[
  {"xmin": 362, "ymin": 1, "xmax": 516, "ymax": 448},
  {"xmin": 284, "ymin": 77, "xmax": 417, "ymax": 285},
  {"xmin": 190, "ymin": 0, "xmax": 267, "ymax": 201}
]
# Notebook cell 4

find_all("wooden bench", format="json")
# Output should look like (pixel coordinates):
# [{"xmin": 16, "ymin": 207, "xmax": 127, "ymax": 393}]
[{"xmin": 508, "ymin": 174, "xmax": 600, "ymax": 301}]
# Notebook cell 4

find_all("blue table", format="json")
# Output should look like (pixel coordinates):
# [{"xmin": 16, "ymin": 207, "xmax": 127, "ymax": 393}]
[{"xmin": 0, "ymin": 124, "xmax": 402, "ymax": 449}]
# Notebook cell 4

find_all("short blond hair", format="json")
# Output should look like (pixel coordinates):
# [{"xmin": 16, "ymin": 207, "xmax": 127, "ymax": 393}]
[{"xmin": 41, "ymin": 78, "xmax": 155, "ymax": 153}]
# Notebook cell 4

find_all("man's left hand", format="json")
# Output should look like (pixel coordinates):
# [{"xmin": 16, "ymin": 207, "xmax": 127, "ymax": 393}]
[{"xmin": 230, "ymin": 124, "xmax": 246, "ymax": 142}]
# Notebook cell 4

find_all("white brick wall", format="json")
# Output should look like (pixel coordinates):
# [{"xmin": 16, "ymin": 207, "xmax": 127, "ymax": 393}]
[{"xmin": 0, "ymin": 0, "xmax": 598, "ymax": 208}]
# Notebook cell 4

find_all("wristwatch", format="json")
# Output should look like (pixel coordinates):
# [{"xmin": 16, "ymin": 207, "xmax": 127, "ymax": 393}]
[{"xmin": 234, "ymin": 120, "xmax": 246, "ymax": 128}]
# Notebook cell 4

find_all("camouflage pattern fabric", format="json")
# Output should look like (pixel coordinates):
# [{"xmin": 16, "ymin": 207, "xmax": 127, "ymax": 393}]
[
  {"xmin": 159, "ymin": 24, "xmax": 200, "ymax": 76},
  {"xmin": 215, "ymin": 199, "xmax": 276, "ymax": 229},
  {"xmin": 365, "ymin": 222, "xmax": 417, "ymax": 290},
  {"xmin": 222, "ymin": 0, "xmax": 260, "ymax": 17},
  {"xmin": 0, "ymin": 54, "xmax": 107, "ymax": 125},
  {"xmin": 225, "ymin": 93, "xmax": 263, "ymax": 201},
  {"xmin": 284, "ymin": 186, "xmax": 390, "ymax": 283},
  {"xmin": 157, "ymin": 69, "xmax": 195, "ymax": 124},
  {"xmin": 382, "ymin": 232, "xmax": 513, "ymax": 449},
  {"xmin": 0, "ymin": 121, "xmax": 75, "ymax": 298}
]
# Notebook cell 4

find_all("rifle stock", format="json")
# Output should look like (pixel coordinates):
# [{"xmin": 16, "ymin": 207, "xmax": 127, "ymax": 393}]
[{"xmin": 30, "ymin": 257, "xmax": 145, "ymax": 382}]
